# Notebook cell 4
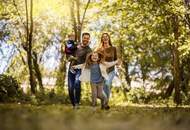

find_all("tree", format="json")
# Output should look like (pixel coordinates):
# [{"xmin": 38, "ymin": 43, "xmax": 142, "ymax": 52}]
[{"xmin": 70, "ymin": 0, "xmax": 90, "ymax": 42}]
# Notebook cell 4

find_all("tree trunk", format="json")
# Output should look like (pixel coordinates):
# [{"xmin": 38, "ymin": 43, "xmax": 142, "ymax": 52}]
[
  {"xmin": 76, "ymin": 0, "xmax": 81, "ymax": 42},
  {"xmin": 70, "ymin": 0, "xmax": 78, "ymax": 41},
  {"xmin": 123, "ymin": 60, "xmax": 131, "ymax": 86},
  {"xmin": 32, "ymin": 51, "xmax": 44, "ymax": 92},
  {"xmin": 172, "ymin": 15, "xmax": 181, "ymax": 104},
  {"xmin": 164, "ymin": 81, "xmax": 174, "ymax": 98},
  {"xmin": 25, "ymin": 0, "xmax": 36, "ymax": 94},
  {"xmin": 56, "ymin": 44, "xmax": 66, "ymax": 89},
  {"xmin": 119, "ymin": 40, "xmax": 131, "ymax": 86},
  {"xmin": 119, "ymin": 1, "xmax": 131, "ymax": 97}
]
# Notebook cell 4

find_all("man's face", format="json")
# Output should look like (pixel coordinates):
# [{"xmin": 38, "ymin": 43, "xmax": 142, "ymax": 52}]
[{"xmin": 82, "ymin": 34, "xmax": 90, "ymax": 46}]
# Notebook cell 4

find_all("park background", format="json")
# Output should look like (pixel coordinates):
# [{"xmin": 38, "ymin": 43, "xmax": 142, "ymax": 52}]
[{"xmin": 0, "ymin": 0, "xmax": 190, "ymax": 130}]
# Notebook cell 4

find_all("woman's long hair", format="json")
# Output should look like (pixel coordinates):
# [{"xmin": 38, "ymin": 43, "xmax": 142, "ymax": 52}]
[
  {"xmin": 85, "ymin": 51, "xmax": 105, "ymax": 68},
  {"xmin": 95, "ymin": 33, "xmax": 112, "ymax": 51}
]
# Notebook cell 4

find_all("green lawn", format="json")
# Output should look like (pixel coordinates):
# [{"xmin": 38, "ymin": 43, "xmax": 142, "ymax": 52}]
[{"xmin": 0, "ymin": 104, "xmax": 190, "ymax": 130}]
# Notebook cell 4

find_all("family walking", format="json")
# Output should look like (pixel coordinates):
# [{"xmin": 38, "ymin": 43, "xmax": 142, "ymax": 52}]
[{"xmin": 65, "ymin": 32, "xmax": 120, "ymax": 110}]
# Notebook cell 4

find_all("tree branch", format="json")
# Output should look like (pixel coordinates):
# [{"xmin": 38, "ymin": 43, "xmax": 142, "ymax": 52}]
[
  {"xmin": 81, "ymin": 0, "xmax": 90, "ymax": 28},
  {"xmin": 76, "ymin": 0, "xmax": 81, "ymax": 25},
  {"xmin": 12, "ymin": 0, "xmax": 27, "ymax": 29}
]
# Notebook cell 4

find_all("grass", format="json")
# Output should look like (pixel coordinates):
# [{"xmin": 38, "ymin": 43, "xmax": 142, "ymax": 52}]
[{"xmin": 0, "ymin": 103, "xmax": 190, "ymax": 130}]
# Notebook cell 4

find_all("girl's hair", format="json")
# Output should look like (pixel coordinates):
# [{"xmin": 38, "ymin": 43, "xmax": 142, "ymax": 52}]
[{"xmin": 85, "ymin": 51, "xmax": 104, "ymax": 68}]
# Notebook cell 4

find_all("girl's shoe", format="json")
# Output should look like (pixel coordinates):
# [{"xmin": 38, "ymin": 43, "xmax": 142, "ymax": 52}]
[
  {"xmin": 101, "ymin": 105, "xmax": 110, "ymax": 110},
  {"xmin": 104, "ymin": 105, "xmax": 110, "ymax": 110}
]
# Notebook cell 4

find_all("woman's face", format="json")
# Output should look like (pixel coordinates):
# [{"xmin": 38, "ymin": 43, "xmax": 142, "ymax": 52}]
[
  {"xmin": 91, "ymin": 53, "xmax": 99, "ymax": 62},
  {"xmin": 102, "ymin": 34, "xmax": 110, "ymax": 48},
  {"xmin": 102, "ymin": 34, "xmax": 109, "ymax": 42}
]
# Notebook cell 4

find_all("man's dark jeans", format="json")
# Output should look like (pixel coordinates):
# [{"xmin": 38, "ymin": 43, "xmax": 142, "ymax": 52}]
[{"xmin": 68, "ymin": 69, "xmax": 81, "ymax": 106}]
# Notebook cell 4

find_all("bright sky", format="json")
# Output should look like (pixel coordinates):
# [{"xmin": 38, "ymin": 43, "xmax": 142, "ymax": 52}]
[
  {"xmin": 34, "ymin": 0, "xmax": 70, "ymax": 17},
  {"xmin": 0, "ymin": 41, "xmax": 15, "ymax": 74}
]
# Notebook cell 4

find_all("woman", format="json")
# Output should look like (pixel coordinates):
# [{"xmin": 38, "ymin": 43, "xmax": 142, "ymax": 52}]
[{"xmin": 96, "ymin": 33, "xmax": 118, "ymax": 104}]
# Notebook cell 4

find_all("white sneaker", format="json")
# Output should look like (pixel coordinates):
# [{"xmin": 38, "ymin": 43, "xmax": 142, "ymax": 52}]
[{"xmin": 75, "ymin": 104, "xmax": 80, "ymax": 109}]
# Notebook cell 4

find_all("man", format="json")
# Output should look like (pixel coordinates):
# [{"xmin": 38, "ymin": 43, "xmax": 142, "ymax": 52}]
[{"xmin": 68, "ymin": 32, "xmax": 92, "ymax": 109}]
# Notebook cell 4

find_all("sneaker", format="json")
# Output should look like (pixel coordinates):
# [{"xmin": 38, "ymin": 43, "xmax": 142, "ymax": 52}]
[
  {"xmin": 101, "ymin": 105, "xmax": 110, "ymax": 110},
  {"xmin": 104, "ymin": 105, "xmax": 110, "ymax": 110},
  {"xmin": 75, "ymin": 103, "xmax": 80, "ymax": 109}
]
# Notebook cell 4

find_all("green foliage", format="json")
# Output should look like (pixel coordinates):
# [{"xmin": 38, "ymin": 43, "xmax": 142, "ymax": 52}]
[
  {"xmin": 0, "ymin": 74, "xmax": 20, "ymax": 102},
  {"xmin": 126, "ymin": 88, "xmax": 148, "ymax": 104},
  {"xmin": 90, "ymin": 0, "xmax": 190, "ymax": 105},
  {"xmin": 34, "ymin": 90, "xmax": 69, "ymax": 105}
]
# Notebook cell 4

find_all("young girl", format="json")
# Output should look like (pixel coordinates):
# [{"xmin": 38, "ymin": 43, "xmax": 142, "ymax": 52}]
[{"xmin": 72, "ymin": 51, "xmax": 120, "ymax": 110}]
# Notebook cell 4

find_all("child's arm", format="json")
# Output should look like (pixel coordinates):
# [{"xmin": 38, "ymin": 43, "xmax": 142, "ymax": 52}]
[
  {"xmin": 72, "ymin": 64, "xmax": 85, "ymax": 69},
  {"xmin": 104, "ymin": 59, "xmax": 121, "ymax": 68}
]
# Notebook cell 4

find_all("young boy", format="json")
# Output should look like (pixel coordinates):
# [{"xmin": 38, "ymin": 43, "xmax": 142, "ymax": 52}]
[
  {"xmin": 65, "ymin": 34, "xmax": 77, "ymax": 74},
  {"xmin": 65, "ymin": 34, "xmax": 77, "ymax": 59}
]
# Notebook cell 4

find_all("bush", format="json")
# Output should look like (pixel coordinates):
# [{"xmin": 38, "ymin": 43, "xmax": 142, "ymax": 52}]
[{"xmin": 0, "ymin": 74, "xmax": 20, "ymax": 102}]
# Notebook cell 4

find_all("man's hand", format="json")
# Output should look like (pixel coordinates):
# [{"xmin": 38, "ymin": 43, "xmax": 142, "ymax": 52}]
[{"xmin": 68, "ymin": 56, "xmax": 77, "ymax": 61}]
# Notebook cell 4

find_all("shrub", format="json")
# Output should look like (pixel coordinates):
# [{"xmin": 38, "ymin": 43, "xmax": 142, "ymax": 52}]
[{"xmin": 0, "ymin": 74, "xmax": 20, "ymax": 102}]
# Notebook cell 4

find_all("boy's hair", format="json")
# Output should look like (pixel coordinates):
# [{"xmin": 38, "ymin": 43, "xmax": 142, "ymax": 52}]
[
  {"xmin": 68, "ymin": 34, "xmax": 75, "ymax": 37},
  {"xmin": 85, "ymin": 51, "xmax": 104, "ymax": 68}
]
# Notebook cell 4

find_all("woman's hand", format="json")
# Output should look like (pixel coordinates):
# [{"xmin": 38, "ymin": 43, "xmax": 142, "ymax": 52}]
[{"xmin": 116, "ymin": 59, "xmax": 122, "ymax": 66}]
